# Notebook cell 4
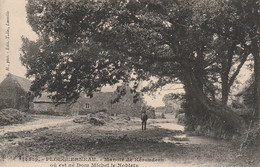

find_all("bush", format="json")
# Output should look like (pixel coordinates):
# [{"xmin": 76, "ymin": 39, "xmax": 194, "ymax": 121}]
[
  {"xmin": 245, "ymin": 120, "xmax": 260, "ymax": 148},
  {"xmin": 0, "ymin": 108, "xmax": 30, "ymax": 126},
  {"xmin": 177, "ymin": 113, "xmax": 186, "ymax": 125},
  {"xmin": 89, "ymin": 117, "xmax": 105, "ymax": 125}
]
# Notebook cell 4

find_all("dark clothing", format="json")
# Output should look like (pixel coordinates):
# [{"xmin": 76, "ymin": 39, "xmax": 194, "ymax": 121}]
[
  {"xmin": 141, "ymin": 113, "xmax": 148, "ymax": 131},
  {"xmin": 142, "ymin": 120, "xmax": 147, "ymax": 131},
  {"xmin": 141, "ymin": 113, "xmax": 148, "ymax": 121}
]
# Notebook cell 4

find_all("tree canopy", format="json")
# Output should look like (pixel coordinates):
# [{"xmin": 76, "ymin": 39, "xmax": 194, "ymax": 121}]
[{"xmin": 21, "ymin": 0, "xmax": 260, "ymax": 137}]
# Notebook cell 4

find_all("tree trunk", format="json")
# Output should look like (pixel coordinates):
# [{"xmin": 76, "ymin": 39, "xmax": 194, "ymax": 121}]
[
  {"xmin": 221, "ymin": 73, "xmax": 229, "ymax": 105},
  {"xmin": 220, "ymin": 43, "xmax": 235, "ymax": 105},
  {"xmin": 182, "ymin": 65, "xmax": 245, "ymax": 133},
  {"xmin": 253, "ymin": 37, "xmax": 260, "ymax": 120}
]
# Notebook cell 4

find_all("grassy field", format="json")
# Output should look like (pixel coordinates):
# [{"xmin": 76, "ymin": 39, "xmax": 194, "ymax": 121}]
[{"xmin": 0, "ymin": 113, "xmax": 259, "ymax": 167}]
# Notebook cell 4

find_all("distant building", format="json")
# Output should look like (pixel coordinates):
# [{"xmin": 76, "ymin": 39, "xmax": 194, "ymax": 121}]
[
  {"xmin": 0, "ymin": 73, "xmax": 32, "ymax": 110},
  {"xmin": 32, "ymin": 85, "xmax": 144, "ymax": 116},
  {"xmin": 0, "ymin": 74, "xmax": 145, "ymax": 116}
]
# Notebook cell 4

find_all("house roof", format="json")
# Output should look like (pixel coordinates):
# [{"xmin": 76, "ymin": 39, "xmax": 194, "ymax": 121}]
[
  {"xmin": 33, "ymin": 91, "xmax": 115, "ymax": 103},
  {"xmin": 33, "ymin": 92, "xmax": 53, "ymax": 103},
  {"xmin": 32, "ymin": 84, "xmax": 133, "ymax": 103},
  {"xmin": 92, "ymin": 92, "xmax": 114, "ymax": 99},
  {"xmin": 0, "ymin": 73, "xmax": 32, "ymax": 92}
]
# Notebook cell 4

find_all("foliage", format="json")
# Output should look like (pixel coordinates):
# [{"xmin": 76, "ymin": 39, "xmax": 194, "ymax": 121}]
[
  {"xmin": 0, "ymin": 108, "xmax": 30, "ymax": 126},
  {"xmin": 21, "ymin": 0, "xmax": 260, "ymax": 137},
  {"xmin": 163, "ymin": 93, "xmax": 184, "ymax": 105}
]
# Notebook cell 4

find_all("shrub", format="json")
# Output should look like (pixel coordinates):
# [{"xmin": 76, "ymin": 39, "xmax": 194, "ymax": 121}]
[{"xmin": 0, "ymin": 108, "xmax": 30, "ymax": 126}]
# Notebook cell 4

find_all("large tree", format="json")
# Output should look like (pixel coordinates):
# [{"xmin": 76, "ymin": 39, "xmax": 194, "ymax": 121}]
[{"xmin": 21, "ymin": 0, "xmax": 258, "ymax": 136}]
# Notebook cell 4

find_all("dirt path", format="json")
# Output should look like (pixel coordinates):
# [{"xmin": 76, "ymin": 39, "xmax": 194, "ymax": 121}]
[
  {"xmin": 0, "ymin": 115, "xmax": 73, "ymax": 136},
  {"xmin": 152, "ymin": 121, "xmax": 227, "ymax": 145},
  {"xmin": 0, "ymin": 113, "xmax": 259, "ymax": 167}
]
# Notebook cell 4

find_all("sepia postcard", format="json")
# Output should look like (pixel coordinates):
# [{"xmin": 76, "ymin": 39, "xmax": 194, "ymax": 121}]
[{"xmin": 0, "ymin": 0, "xmax": 259, "ymax": 167}]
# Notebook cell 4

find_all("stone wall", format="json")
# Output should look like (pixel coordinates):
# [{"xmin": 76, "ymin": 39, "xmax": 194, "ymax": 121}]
[
  {"xmin": 69, "ymin": 92, "xmax": 112, "ymax": 115},
  {"xmin": 32, "ymin": 102, "xmax": 71, "ymax": 115}
]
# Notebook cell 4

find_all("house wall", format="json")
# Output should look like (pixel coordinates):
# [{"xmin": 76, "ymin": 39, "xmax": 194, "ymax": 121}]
[
  {"xmin": 32, "ymin": 90, "xmax": 143, "ymax": 117},
  {"xmin": 110, "ymin": 93, "xmax": 142, "ymax": 117},
  {"xmin": 32, "ymin": 102, "xmax": 72, "ymax": 115},
  {"xmin": 68, "ymin": 91, "xmax": 143, "ymax": 117},
  {"xmin": 68, "ymin": 92, "xmax": 113, "ymax": 115}
]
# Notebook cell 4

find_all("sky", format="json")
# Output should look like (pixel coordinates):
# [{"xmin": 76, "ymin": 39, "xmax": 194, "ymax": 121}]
[
  {"xmin": 0, "ymin": 0, "xmax": 37, "ymax": 81},
  {"xmin": 0, "ymin": 0, "xmax": 184, "ymax": 107}
]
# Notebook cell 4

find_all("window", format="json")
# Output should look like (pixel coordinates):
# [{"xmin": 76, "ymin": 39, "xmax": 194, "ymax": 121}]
[{"xmin": 86, "ymin": 103, "xmax": 90, "ymax": 109}]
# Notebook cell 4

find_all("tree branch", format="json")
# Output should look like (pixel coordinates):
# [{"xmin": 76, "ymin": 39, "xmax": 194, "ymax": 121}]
[{"xmin": 227, "ymin": 53, "xmax": 249, "ymax": 88}]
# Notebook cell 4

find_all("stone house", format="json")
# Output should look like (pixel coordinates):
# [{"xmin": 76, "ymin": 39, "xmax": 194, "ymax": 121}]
[
  {"xmin": 0, "ymin": 73, "xmax": 32, "ymax": 110},
  {"xmin": 32, "ymin": 93, "xmax": 70, "ymax": 115},
  {"xmin": 32, "ymin": 85, "xmax": 145, "ymax": 116},
  {"xmin": 0, "ymin": 74, "xmax": 146, "ymax": 116},
  {"xmin": 32, "ymin": 92, "xmax": 116, "ymax": 115}
]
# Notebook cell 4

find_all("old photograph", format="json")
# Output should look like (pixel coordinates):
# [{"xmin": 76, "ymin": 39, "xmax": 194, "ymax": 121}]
[{"xmin": 0, "ymin": 0, "xmax": 259, "ymax": 167}]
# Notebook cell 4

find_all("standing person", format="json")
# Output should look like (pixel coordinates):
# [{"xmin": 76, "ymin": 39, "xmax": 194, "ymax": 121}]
[{"xmin": 141, "ymin": 110, "xmax": 148, "ymax": 131}]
